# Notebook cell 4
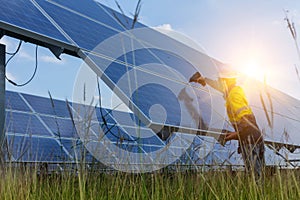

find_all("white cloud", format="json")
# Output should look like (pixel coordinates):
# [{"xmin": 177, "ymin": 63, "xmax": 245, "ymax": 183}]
[
  {"xmin": 0, "ymin": 37, "xmax": 21, "ymax": 53},
  {"xmin": 154, "ymin": 23, "xmax": 173, "ymax": 32},
  {"xmin": 18, "ymin": 51, "xmax": 35, "ymax": 61},
  {"xmin": 0, "ymin": 37, "xmax": 12, "ymax": 47},
  {"xmin": 5, "ymin": 72, "xmax": 17, "ymax": 82}
]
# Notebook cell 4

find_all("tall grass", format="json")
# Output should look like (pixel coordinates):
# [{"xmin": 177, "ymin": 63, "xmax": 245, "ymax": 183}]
[{"xmin": 0, "ymin": 165, "xmax": 299, "ymax": 200}]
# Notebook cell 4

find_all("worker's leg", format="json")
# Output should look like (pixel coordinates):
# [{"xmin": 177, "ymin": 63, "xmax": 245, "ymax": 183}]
[
  {"xmin": 241, "ymin": 142, "xmax": 265, "ymax": 180},
  {"xmin": 253, "ymin": 142, "xmax": 265, "ymax": 181},
  {"xmin": 240, "ymin": 144, "xmax": 252, "ymax": 174}
]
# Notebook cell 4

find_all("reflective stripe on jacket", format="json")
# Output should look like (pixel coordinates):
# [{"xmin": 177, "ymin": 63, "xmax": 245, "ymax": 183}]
[{"xmin": 225, "ymin": 86, "xmax": 253, "ymax": 124}]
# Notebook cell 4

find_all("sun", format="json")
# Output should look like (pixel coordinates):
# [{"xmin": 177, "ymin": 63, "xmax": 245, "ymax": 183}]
[{"xmin": 238, "ymin": 60, "xmax": 266, "ymax": 82}]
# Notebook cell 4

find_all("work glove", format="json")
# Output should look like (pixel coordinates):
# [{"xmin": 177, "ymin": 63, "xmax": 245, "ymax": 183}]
[
  {"xmin": 189, "ymin": 72, "xmax": 206, "ymax": 86},
  {"xmin": 218, "ymin": 129, "xmax": 238, "ymax": 146},
  {"xmin": 218, "ymin": 134, "xmax": 226, "ymax": 146}
]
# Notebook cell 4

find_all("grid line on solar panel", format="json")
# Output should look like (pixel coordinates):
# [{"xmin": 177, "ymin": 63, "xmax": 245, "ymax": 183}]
[
  {"xmin": 6, "ymin": 132, "xmax": 78, "ymax": 142},
  {"xmin": 81, "ymin": 52, "xmax": 216, "ymax": 129},
  {"xmin": 17, "ymin": 93, "xmax": 76, "ymax": 158},
  {"xmin": 5, "ymin": 91, "xmax": 32, "ymax": 112},
  {"xmin": 40, "ymin": 116, "xmax": 78, "ymax": 138},
  {"xmin": 83, "ymin": 38, "xmax": 300, "ymax": 145},
  {"xmin": 9, "ymin": 90, "xmax": 234, "ymax": 164},
  {"xmin": 5, "ymin": 111, "xmax": 52, "ymax": 137},
  {"xmin": 7, "ymin": 135, "xmax": 71, "ymax": 162},
  {"xmin": 251, "ymin": 103, "xmax": 300, "ymax": 123},
  {"xmin": 59, "ymin": 138, "xmax": 96, "ymax": 162},
  {"xmin": 81, "ymin": 48, "xmax": 216, "ymax": 92},
  {"xmin": 31, "ymin": 0, "xmax": 77, "ymax": 45},
  {"xmin": 0, "ymin": 0, "xmax": 71, "ymax": 44},
  {"xmin": 39, "ymin": 0, "xmax": 126, "ymax": 33},
  {"xmin": 79, "ymin": 50, "xmax": 232, "ymax": 133},
  {"xmin": 34, "ymin": 0, "xmax": 119, "ymax": 51},
  {"xmin": 20, "ymin": 93, "xmax": 73, "ymax": 118},
  {"xmin": 96, "ymin": 2, "xmax": 146, "ymax": 30}
]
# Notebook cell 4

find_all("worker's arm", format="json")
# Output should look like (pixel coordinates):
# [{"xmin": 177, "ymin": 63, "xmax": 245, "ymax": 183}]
[
  {"xmin": 189, "ymin": 72, "xmax": 223, "ymax": 93},
  {"xmin": 204, "ymin": 78, "xmax": 223, "ymax": 93},
  {"xmin": 224, "ymin": 132, "xmax": 239, "ymax": 141},
  {"xmin": 218, "ymin": 131, "xmax": 238, "ymax": 146}
]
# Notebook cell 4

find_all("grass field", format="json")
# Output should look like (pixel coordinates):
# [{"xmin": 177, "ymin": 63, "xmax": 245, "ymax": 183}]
[{"xmin": 0, "ymin": 165, "xmax": 299, "ymax": 200}]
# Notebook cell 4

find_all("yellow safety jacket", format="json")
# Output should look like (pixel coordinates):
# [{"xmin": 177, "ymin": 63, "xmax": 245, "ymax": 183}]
[{"xmin": 225, "ymin": 86, "xmax": 253, "ymax": 124}]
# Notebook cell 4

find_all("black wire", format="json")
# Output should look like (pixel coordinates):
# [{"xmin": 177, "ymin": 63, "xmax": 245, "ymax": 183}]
[
  {"xmin": 5, "ymin": 40, "xmax": 22, "ymax": 66},
  {"xmin": 5, "ymin": 44, "xmax": 39, "ymax": 87},
  {"xmin": 96, "ymin": 77, "xmax": 138, "ymax": 142}
]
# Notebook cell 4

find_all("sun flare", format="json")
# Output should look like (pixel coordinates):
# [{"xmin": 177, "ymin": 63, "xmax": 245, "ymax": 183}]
[{"xmin": 237, "ymin": 60, "xmax": 266, "ymax": 82}]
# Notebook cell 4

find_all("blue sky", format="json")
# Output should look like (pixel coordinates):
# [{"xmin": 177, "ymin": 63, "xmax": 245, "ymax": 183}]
[{"xmin": 1, "ymin": 0, "xmax": 300, "ymax": 104}]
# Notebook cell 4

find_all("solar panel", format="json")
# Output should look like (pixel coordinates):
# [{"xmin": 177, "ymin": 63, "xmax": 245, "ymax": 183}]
[
  {"xmin": 38, "ymin": 0, "xmax": 128, "ymax": 31},
  {"xmin": 21, "ymin": 93, "xmax": 72, "ymax": 118},
  {"xmin": 242, "ymin": 79, "xmax": 300, "ymax": 146},
  {"xmin": 4, "ymin": 91, "xmax": 295, "ymax": 169},
  {"xmin": 35, "ymin": 0, "xmax": 123, "ymax": 51},
  {"xmin": 5, "ymin": 91, "xmax": 31, "ymax": 112},
  {"xmin": 81, "ymin": 51, "xmax": 221, "ymax": 133},
  {"xmin": 41, "ymin": 116, "xmax": 77, "ymax": 138},
  {"xmin": 0, "ymin": 0, "xmax": 69, "ymax": 43},
  {"xmin": 7, "ymin": 135, "xmax": 70, "ymax": 162},
  {"xmin": 0, "ymin": 0, "xmax": 226, "ymax": 138},
  {"xmin": 6, "ymin": 111, "xmax": 52, "ymax": 136}
]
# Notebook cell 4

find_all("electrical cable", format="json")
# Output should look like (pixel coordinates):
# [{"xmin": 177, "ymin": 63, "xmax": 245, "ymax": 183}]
[
  {"xmin": 96, "ymin": 77, "xmax": 138, "ymax": 142},
  {"xmin": 5, "ymin": 40, "xmax": 22, "ymax": 66},
  {"xmin": 5, "ymin": 43, "xmax": 39, "ymax": 87}
]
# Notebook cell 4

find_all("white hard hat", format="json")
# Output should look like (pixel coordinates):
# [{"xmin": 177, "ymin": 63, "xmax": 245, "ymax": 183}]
[
  {"xmin": 218, "ymin": 65, "xmax": 238, "ymax": 79},
  {"xmin": 218, "ymin": 71, "xmax": 238, "ymax": 79}
]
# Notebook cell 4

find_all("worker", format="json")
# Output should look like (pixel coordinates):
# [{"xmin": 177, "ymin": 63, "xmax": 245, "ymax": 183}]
[{"xmin": 189, "ymin": 70, "xmax": 265, "ymax": 180}]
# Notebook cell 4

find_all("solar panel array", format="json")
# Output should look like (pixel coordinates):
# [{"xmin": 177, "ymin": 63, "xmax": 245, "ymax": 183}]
[
  {"xmin": 1, "ymin": 0, "xmax": 300, "ymax": 170},
  {"xmin": 5, "ymin": 91, "xmax": 293, "ymax": 170}
]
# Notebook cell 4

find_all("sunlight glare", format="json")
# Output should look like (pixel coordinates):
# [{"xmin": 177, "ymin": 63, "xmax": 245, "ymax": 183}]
[{"xmin": 238, "ymin": 60, "xmax": 266, "ymax": 82}]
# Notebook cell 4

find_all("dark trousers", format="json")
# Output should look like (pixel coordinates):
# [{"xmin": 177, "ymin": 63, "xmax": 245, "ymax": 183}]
[{"xmin": 240, "ymin": 141, "xmax": 265, "ymax": 180}]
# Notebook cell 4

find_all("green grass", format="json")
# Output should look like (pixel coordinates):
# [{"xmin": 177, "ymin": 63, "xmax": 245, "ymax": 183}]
[{"xmin": 0, "ymin": 165, "xmax": 299, "ymax": 200}]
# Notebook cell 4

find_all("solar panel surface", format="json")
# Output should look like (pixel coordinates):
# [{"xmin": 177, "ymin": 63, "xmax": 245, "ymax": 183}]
[{"xmin": 3, "ymin": 91, "xmax": 243, "ymax": 167}]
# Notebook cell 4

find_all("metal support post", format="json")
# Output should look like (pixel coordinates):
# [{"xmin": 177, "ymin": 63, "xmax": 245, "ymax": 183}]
[{"xmin": 0, "ymin": 44, "xmax": 5, "ymax": 149}]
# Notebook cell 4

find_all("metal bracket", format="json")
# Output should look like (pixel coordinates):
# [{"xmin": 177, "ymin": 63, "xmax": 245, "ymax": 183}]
[
  {"xmin": 46, "ymin": 43, "xmax": 64, "ymax": 60},
  {"xmin": 0, "ymin": 30, "xmax": 4, "ymax": 40}
]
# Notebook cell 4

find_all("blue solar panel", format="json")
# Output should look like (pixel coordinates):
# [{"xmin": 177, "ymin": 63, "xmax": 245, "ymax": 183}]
[
  {"xmin": 117, "ymin": 143, "xmax": 144, "ymax": 153},
  {"xmin": 6, "ymin": 112, "xmax": 51, "ymax": 136},
  {"xmin": 41, "ymin": 116, "xmax": 77, "ymax": 138},
  {"xmin": 116, "ymin": 48, "xmax": 196, "ymax": 79},
  {"xmin": 97, "ymin": 2, "xmax": 146, "ymax": 30},
  {"xmin": 0, "ymin": 0, "xmax": 70, "ymax": 44},
  {"xmin": 0, "ymin": 0, "xmax": 226, "ymax": 136},
  {"xmin": 60, "ymin": 138, "xmax": 95, "ymax": 162},
  {"xmin": 7, "ymin": 135, "xmax": 70, "ymax": 162},
  {"xmin": 5, "ymin": 91, "xmax": 31, "ymax": 112},
  {"xmin": 91, "ymin": 124, "xmax": 134, "ymax": 143},
  {"xmin": 122, "ymin": 127, "xmax": 164, "ymax": 146},
  {"xmin": 84, "ymin": 52, "xmax": 218, "ymax": 131},
  {"xmin": 35, "ymin": 0, "xmax": 119, "ymax": 51},
  {"xmin": 21, "ymin": 93, "xmax": 72, "ymax": 118},
  {"xmin": 5, "ymin": 91, "xmax": 297, "ymax": 167},
  {"xmin": 95, "ymin": 107, "xmax": 117, "ymax": 125},
  {"xmin": 108, "ymin": 109, "xmax": 146, "ymax": 127},
  {"xmin": 140, "ymin": 145, "xmax": 163, "ymax": 153},
  {"xmin": 43, "ymin": 0, "xmax": 125, "ymax": 31}
]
